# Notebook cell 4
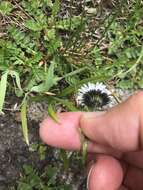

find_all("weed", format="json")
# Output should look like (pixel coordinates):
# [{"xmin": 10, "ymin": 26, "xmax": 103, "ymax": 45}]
[{"xmin": 17, "ymin": 164, "xmax": 72, "ymax": 190}]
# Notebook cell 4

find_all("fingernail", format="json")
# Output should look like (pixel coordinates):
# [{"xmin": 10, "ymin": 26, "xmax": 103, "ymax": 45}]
[{"xmin": 87, "ymin": 164, "xmax": 95, "ymax": 190}]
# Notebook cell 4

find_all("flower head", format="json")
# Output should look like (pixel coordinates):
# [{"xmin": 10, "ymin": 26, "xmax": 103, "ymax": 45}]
[{"xmin": 76, "ymin": 82, "xmax": 111, "ymax": 110}]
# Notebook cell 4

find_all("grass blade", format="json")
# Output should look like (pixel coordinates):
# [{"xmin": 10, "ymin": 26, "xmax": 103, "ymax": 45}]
[
  {"xmin": 60, "ymin": 67, "xmax": 88, "ymax": 80},
  {"xmin": 52, "ymin": 97, "xmax": 78, "ymax": 111},
  {"xmin": 48, "ymin": 104, "xmax": 59, "ymax": 123},
  {"xmin": 0, "ymin": 71, "xmax": 8, "ymax": 113},
  {"xmin": 79, "ymin": 128, "xmax": 88, "ymax": 165},
  {"xmin": 21, "ymin": 100, "xmax": 29, "ymax": 145}
]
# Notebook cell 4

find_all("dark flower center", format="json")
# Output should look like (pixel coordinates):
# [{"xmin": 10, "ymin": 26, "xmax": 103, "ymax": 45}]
[{"xmin": 82, "ymin": 90, "xmax": 110, "ymax": 109}]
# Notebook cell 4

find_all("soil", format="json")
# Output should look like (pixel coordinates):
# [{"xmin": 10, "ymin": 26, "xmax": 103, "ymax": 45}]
[
  {"xmin": 0, "ymin": 109, "xmax": 44, "ymax": 189},
  {"xmin": 0, "ymin": 98, "xmax": 87, "ymax": 190}
]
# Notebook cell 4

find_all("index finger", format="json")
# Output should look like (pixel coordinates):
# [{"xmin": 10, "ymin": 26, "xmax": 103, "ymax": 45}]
[
  {"xmin": 39, "ymin": 112, "xmax": 121, "ymax": 156},
  {"xmin": 40, "ymin": 112, "xmax": 82, "ymax": 150}
]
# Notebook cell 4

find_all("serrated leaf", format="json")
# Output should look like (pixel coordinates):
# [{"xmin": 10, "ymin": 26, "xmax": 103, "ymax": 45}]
[
  {"xmin": 30, "ymin": 66, "xmax": 86, "ymax": 94},
  {"xmin": 30, "ymin": 60, "xmax": 60, "ymax": 93},
  {"xmin": 45, "ymin": 29, "xmax": 56, "ymax": 40},
  {"xmin": 0, "ymin": 1, "xmax": 13, "ymax": 15},
  {"xmin": 21, "ymin": 100, "xmax": 29, "ymax": 145},
  {"xmin": 0, "ymin": 71, "xmax": 8, "ymax": 113},
  {"xmin": 30, "ymin": 83, "xmax": 45, "ymax": 93},
  {"xmin": 45, "ymin": 59, "xmax": 59, "ymax": 88},
  {"xmin": 48, "ymin": 104, "xmax": 59, "ymax": 123},
  {"xmin": 24, "ymin": 20, "xmax": 43, "ymax": 31}
]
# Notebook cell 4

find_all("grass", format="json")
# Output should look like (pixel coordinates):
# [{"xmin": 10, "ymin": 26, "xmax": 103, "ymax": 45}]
[
  {"xmin": 0, "ymin": 0, "xmax": 143, "ymax": 188},
  {"xmin": 1, "ymin": 0, "xmax": 143, "ymax": 112}
]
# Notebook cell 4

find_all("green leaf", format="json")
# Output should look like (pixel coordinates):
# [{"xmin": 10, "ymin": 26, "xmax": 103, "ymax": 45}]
[
  {"xmin": 24, "ymin": 20, "xmax": 43, "ymax": 31},
  {"xmin": 21, "ymin": 100, "xmax": 29, "ymax": 146},
  {"xmin": 48, "ymin": 104, "xmax": 59, "ymax": 123},
  {"xmin": 45, "ymin": 59, "xmax": 59, "ymax": 88},
  {"xmin": 10, "ymin": 71, "xmax": 23, "ymax": 95},
  {"xmin": 0, "ymin": 47, "xmax": 5, "ymax": 65},
  {"xmin": 17, "ymin": 182, "xmax": 32, "ymax": 190},
  {"xmin": 30, "ymin": 83, "xmax": 44, "ymax": 93},
  {"xmin": 23, "ymin": 165, "xmax": 34, "ymax": 175},
  {"xmin": 60, "ymin": 150, "xmax": 70, "ymax": 170},
  {"xmin": 46, "ymin": 166, "xmax": 57, "ymax": 186},
  {"xmin": 61, "ymin": 67, "xmax": 88, "ymax": 80},
  {"xmin": 38, "ymin": 145, "xmax": 46, "ymax": 160},
  {"xmin": 0, "ymin": 1, "xmax": 13, "ymax": 15},
  {"xmin": 46, "ymin": 38, "xmax": 61, "ymax": 55},
  {"xmin": 52, "ymin": 0, "xmax": 60, "ymax": 16},
  {"xmin": 31, "ymin": 67, "xmax": 86, "ymax": 94},
  {"xmin": 30, "ymin": 60, "xmax": 60, "ymax": 93},
  {"xmin": 45, "ymin": 29, "xmax": 56, "ymax": 40},
  {"xmin": 0, "ymin": 71, "xmax": 8, "ymax": 113},
  {"xmin": 44, "ymin": 0, "xmax": 53, "ymax": 8}
]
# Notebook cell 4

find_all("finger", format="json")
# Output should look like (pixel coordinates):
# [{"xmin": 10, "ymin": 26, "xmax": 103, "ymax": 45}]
[
  {"xmin": 124, "ymin": 165, "xmax": 143, "ymax": 190},
  {"xmin": 87, "ymin": 155, "xmax": 123, "ymax": 190},
  {"xmin": 88, "ymin": 143, "xmax": 122, "ymax": 157},
  {"xmin": 40, "ymin": 112, "xmax": 122, "ymax": 157},
  {"xmin": 124, "ymin": 151, "xmax": 143, "ymax": 169},
  {"xmin": 39, "ymin": 112, "xmax": 82, "ymax": 150},
  {"xmin": 80, "ymin": 91, "xmax": 143, "ymax": 152},
  {"xmin": 118, "ymin": 185, "xmax": 129, "ymax": 190}
]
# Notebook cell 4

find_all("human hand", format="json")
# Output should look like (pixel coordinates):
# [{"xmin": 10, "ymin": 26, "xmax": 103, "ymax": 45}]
[{"xmin": 39, "ymin": 91, "xmax": 143, "ymax": 190}]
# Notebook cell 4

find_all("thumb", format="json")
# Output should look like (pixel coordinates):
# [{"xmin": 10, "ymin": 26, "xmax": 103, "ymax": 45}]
[{"xmin": 80, "ymin": 91, "xmax": 143, "ymax": 152}]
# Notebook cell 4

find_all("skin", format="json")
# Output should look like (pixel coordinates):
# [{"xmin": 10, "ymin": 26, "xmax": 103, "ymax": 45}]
[{"xmin": 39, "ymin": 91, "xmax": 143, "ymax": 190}]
